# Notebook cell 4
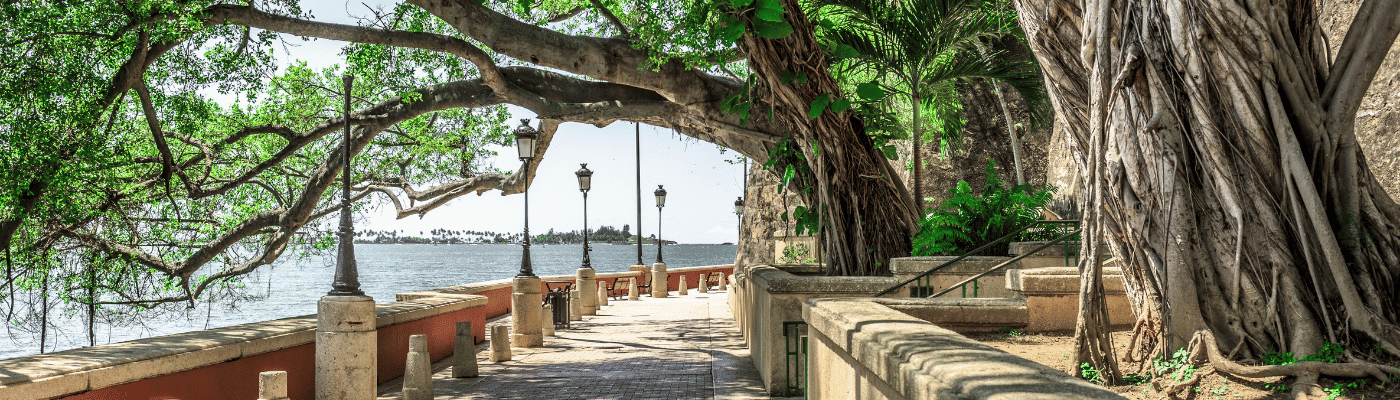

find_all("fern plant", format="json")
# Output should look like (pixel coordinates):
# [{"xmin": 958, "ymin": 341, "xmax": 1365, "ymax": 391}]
[{"xmin": 912, "ymin": 159, "xmax": 1053, "ymax": 256}]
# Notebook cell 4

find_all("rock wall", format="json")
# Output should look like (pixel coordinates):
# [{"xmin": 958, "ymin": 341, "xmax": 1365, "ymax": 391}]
[{"xmin": 735, "ymin": 163, "xmax": 814, "ymax": 269}]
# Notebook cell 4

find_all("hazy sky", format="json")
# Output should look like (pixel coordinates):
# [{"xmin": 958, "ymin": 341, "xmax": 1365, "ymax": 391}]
[{"xmin": 238, "ymin": 1, "xmax": 749, "ymax": 244}]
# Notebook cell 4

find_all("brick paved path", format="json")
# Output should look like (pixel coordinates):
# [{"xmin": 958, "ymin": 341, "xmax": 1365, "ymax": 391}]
[{"xmin": 377, "ymin": 290, "xmax": 769, "ymax": 400}]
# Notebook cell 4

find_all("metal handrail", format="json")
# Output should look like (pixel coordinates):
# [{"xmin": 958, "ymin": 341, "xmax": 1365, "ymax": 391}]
[
  {"xmin": 874, "ymin": 219, "xmax": 1080, "ymax": 297},
  {"xmin": 925, "ymin": 228, "xmax": 1081, "ymax": 298}
]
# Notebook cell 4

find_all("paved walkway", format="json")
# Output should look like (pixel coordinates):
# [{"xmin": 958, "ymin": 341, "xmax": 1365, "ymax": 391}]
[{"xmin": 376, "ymin": 289, "xmax": 769, "ymax": 400}]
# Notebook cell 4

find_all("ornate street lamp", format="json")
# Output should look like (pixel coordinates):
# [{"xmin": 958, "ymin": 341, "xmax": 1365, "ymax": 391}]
[
  {"xmin": 654, "ymin": 185, "xmax": 667, "ymax": 263},
  {"xmin": 576, "ymin": 163, "xmax": 594, "ymax": 270},
  {"xmin": 328, "ymin": 74, "xmax": 363, "ymax": 296},
  {"xmin": 515, "ymin": 119, "xmax": 539, "ymax": 277},
  {"xmin": 734, "ymin": 196, "xmax": 745, "ymax": 244}
]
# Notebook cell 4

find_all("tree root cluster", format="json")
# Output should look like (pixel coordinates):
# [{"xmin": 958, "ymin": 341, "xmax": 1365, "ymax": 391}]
[{"xmin": 1154, "ymin": 330, "xmax": 1400, "ymax": 400}]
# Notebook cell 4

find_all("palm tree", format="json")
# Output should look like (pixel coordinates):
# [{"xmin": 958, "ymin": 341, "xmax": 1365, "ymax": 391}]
[{"xmin": 816, "ymin": 0, "xmax": 1048, "ymax": 214}]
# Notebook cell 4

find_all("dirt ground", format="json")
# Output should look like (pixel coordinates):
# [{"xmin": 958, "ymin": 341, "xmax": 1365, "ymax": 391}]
[{"xmin": 974, "ymin": 330, "xmax": 1400, "ymax": 400}]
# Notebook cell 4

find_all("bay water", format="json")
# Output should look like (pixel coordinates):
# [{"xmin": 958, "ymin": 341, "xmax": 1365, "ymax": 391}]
[{"xmin": 1, "ymin": 243, "xmax": 734, "ymax": 360}]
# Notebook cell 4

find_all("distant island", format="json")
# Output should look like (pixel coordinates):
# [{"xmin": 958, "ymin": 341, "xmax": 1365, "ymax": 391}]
[{"xmin": 353, "ymin": 224, "xmax": 677, "ymax": 245}]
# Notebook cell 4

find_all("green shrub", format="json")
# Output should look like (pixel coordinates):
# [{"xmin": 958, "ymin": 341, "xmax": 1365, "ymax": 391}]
[{"xmin": 912, "ymin": 159, "xmax": 1055, "ymax": 256}]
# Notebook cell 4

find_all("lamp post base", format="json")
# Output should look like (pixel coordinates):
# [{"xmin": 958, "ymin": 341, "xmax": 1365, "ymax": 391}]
[
  {"xmin": 316, "ymin": 295, "xmax": 376, "ymax": 400},
  {"xmin": 510, "ymin": 276, "xmax": 543, "ymax": 348},
  {"xmin": 651, "ymin": 263, "xmax": 669, "ymax": 298},
  {"xmin": 577, "ymin": 268, "xmax": 597, "ymax": 315}
]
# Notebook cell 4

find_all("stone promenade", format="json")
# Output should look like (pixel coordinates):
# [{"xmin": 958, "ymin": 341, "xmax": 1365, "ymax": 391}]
[{"xmin": 376, "ymin": 289, "xmax": 770, "ymax": 400}]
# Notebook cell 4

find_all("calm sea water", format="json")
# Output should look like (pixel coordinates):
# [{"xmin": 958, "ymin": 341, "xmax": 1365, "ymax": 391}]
[{"xmin": 1, "ymin": 243, "xmax": 734, "ymax": 360}]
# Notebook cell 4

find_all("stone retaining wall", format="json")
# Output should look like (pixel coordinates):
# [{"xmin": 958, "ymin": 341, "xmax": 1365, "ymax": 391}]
[
  {"xmin": 802, "ymin": 298, "xmax": 1124, "ymax": 400},
  {"xmin": 0, "ymin": 265, "xmax": 732, "ymax": 400}
]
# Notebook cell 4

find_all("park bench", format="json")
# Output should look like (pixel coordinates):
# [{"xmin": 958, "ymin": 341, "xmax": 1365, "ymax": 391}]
[
  {"xmin": 635, "ymin": 271, "xmax": 652, "ymax": 296},
  {"xmin": 704, "ymin": 272, "xmax": 723, "ymax": 290},
  {"xmin": 598, "ymin": 278, "xmax": 622, "ymax": 300}
]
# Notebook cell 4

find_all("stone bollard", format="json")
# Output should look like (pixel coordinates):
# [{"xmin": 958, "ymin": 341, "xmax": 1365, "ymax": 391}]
[
  {"xmin": 489, "ymin": 325, "xmax": 511, "ymax": 362},
  {"xmin": 569, "ymin": 287, "xmax": 583, "ymax": 321},
  {"xmin": 542, "ymin": 304, "xmax": 555, "ymax": 336},
  {"xmin": 402, "ymin": 335, "xmax": 433, "ymax": 400},
  {"xmin": 719, "ymin": 273, "xmax": 727, "ymax": 291},
  {"xmin": 598, "ymin": 284, "xmax": 609, "ymax": 307},
  {"xmin": 651, "ymin": 263, "xmax": 669, "ymax": 298},
  {"xmin": 679, "ymin": 275, "xmax": 689, "ymax": 295},
  {"xmin": 452, "ymin": 322, "xmax": 478, "ymax": 378},
  {"xmin": 258, "ymin": 371, "xmax": 290, "ymax": 400},
  {"xmin": 578, "ymin": 268, "xmax": 598, "ymax": 316},
  {"xmin": 698, "ymin": 274, "xmax": 708, "ymax": 293},
  {"xmin": 315, "ymin": 295, "xmax": 376, "ymax": 400},
  {"xmin": 509, "ymin": 276, "xmax": 543, "ymax": 348},
  {"xmin": 628, "ymin": 278, "xmax": 640, "ymax": 301}
]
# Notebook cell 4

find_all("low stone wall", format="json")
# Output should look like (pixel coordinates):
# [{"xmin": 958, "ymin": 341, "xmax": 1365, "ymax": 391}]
[
  {"xmin": 729, "ymin": 265, "xmax": 896, "ymax": 396},
  {"xmin": 802, "ymin": 298, "xmax": 1124, "ymax": 400},
  {"xmin": 0, "ymin": 265, "xmax": 742, "ymax": 400}
]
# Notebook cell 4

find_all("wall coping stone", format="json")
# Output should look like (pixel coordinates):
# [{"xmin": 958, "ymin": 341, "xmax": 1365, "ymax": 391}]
[
  {"xmin": 1008, "ymin": 241, "xmax": 1080, "ymax": 257},
  {"xmin": 750, "ymin": 266, "xmax": 896, "ymax": 294},
  {"xmin": 802, "ymin": 298, "xmax": 1124, "ymax": 400},
  {"xmin": 891, "ymin": 256, "xmax": 1016, "ymax": 275}
]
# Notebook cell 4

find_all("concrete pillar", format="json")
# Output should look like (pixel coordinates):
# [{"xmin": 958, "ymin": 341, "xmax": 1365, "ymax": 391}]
[
  {"xmin": 510, "ymin": 276, "xmax": 543, "ymax": 348},
  {"xmin": 315, "ymin": 295, "xmax": 376, "ymax": 400},
  {"xmin": 679, "ymin": 275, "xmax": 689, "ymax": 295},
  {"xmin": 719, "ymin": 273, "xmax": 727, "ymax": 291},
  {"xmin": 402, "ymin": 335, "xmax": 432, "ymax": 400},
  {"xmin": 542, "ymin": 304, "xmax": 555, "ymax": 336},
  {"xmin": 258, "ymin": 371, "xmax": 290, "ymax": 400},
  {"xmin": 628, "ymin": 278, "xmax": 640, "ymax": 301},
  {"xmin": 628, "ymin": 265, "xmax": 648, "ymax": 296},
  {"xmin": 698, "ymin": 274, "xmax": 708, "ymax": 293},
  {"xmin": 651, "ymin": 263, "xmax": 669, "ymax": 298},
  {"xmin": 569, "ymin": 287, "xmax": 582, "ymax": 321},
  {"xmin": 598, "ymin": 284, "xmax": 609, "ymax": 307},
  {"xmin": 577, "ymin": 268, "xmax": 598, "ymax": 316},
  {"xmin": 489, "ymin": 325, "xmax": 511, "ymax": 362},
  {"xmin": 452, "ymin": 322, "xmax": 478, "ymax": 378}
]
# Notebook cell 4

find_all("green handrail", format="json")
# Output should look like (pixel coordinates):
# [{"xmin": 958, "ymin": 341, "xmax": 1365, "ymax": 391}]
[
  {"xmin": 925, "ymin": 228, "xmax": 1081, "ymax": 298},
  {"xmin": 875, "ymin": 219, "xmax": 1080, "ymax": 297}
]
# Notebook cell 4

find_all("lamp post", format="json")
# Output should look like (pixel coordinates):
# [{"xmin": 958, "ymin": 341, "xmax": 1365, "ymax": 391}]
[
  {"xmin": 654, "ymin": 185, "xmax": 667, "ymax": 263},
  {"xmin": 329, "ymin": 74, "xmax": 363, "ymax": 297},
  {"xmin": 514, "ymin": 119, "xmax": 539, "ymax": 277},
  {"xmin": 734, "ymin": 197, "xmax": 744, "ymax": 244},
  {"xmin": 510, "ymin": 119, "xmax": 544, "ymax": 348},
  {"xmin": 576, "ymin": 164, "xmax": 593, "ymax": 270}
]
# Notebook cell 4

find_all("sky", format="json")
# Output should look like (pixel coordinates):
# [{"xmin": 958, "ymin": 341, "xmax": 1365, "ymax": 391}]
[{"xmin": 229, "ymin": 1, "xmax": 749, "ymax": 244}]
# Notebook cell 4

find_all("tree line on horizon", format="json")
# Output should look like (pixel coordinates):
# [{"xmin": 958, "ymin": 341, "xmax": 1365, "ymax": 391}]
[{"xmin": 352, "ymin": 224, "xmax": 673, "ymax": 245}]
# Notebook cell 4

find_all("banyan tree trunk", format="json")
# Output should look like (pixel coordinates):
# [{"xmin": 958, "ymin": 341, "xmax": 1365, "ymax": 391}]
[
  {"xmin": 740, "ymin": 0, "xmax": 919, "ymax": 276},
  {"xmin": 1013, "ymin": 0, "xmax": 1400, "ymax": 368}
]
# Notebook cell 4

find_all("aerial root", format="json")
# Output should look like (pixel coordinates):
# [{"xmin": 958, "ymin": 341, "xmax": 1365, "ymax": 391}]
[{"xmin": 1184, "ymin": 330, "xmax": 1400, "ymax": 399}]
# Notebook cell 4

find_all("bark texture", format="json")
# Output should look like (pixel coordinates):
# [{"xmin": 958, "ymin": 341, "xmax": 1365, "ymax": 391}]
[{"xmin": 1014, "ymin": 0, "xmax": 1400, "ymax": 365}]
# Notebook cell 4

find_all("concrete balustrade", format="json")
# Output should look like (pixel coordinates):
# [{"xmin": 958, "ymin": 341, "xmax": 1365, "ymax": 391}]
[
  {"xmin": 489, "ymin": 326, "xmax": 511, "ymax": 362},
  {"xmin": 401, "ymin": 335, "xmax": 432, "ymax": 400},
  {"xmin": 628, "ymin": 278, "xmax": 640, "ymax": 301},
  {"xmin": 452, "ymin": 322, "xmax": 478, "ymax": 378},
  {"xmin": 698, "ymin": 274, "xmax": 708, "ymax": 293},
  {"xmin": 598, "ymin": 285, "xmax": 609, "ymax": 307},
  {"xmin": 542, "ymin": 304, "xmax": 555, "ymax": 336},
  {"xmin": 257, "ymin": 371, "xmax": 289, "ymax": 400},
  {"xmin": 569, "ymin": 288, "xmax": 583, "ymax": 321},
  {"xmin": 651, "ymin": 263, "xmax": 669, "ymax": 298},
  {"xmin": 718, "ymin": 273, "xmax": 727, "ymax": 291},
  {"xmin": 679, "ymin": 276, "xmax": 689, "ymax": 295}
]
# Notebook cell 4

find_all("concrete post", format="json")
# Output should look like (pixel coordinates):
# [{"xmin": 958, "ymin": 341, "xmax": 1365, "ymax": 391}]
[
  {"xmin": 452, "ymin": 322, "xmax": 478, "ymax": 378},
  {"xmin": 628, "ymin": 265, "xmax": 648, "ymax": 296},
  {"xmin": 679, "ymin": 275, "xmax": 688, "ymax": 295},
  {"xmin": 402, "ymin": 335, "xmax": 432, "ymax": 400},
  {"xmin": 510, "ymin": 276, "xmax": 543, "ymax": 347},
  {"xmin": 569, "ymin": 287, "xmax": 582, "ymax": 321},
  {"xmin": 651, "ymin": 263, "xmax": 668, "ymax": 298},
  {"xmin": 315, "ymin": 295, "xmax": 376, "ymax": 400},
  {"xmin": 489, "ymin": 325, "xmax": 511, "ymax": 362},
  {"xmin": 598, "ymin": 284, "xmax": 609, "ymax": 307},
  {"xmin": 698, "ymin": 274, "xmax": 708, "ymax": 293},
  {"xmin": 628, "ymin": 278, "xmax": 640, "ymax": 301},
  {"xmin": 719, "ymin": 273, "xmax": 727, "ymax": 291},
  {"xmin": 542, "ymin": 304, "xmax": 555, "ymax": 336},
  {"xmin": 577, "ymin": 268, "xmax": 598, "ymax": 316},
  {"xmin": 258, "ymin": 371, "xmax": 290, "ymax": 400}
]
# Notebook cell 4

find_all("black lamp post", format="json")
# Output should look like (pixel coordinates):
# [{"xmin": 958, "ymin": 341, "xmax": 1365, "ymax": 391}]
[
  {"xmin": 734, "ymin": 197, "xmax": 745, "ymax": 244},
  {"xmin": 515, "ymin": 119, "xmax": 539, "ymax": 277},
  {"xmin": 576, "ymin": 163, "xmax": 593, "ymax": 270},
  {"xmin": 654, "ymin": 185, "xmax": 667, "ymax": 263},
  {"xmin": 328, "ymin": 74, "xmax": 364, "ymax": 297}
]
